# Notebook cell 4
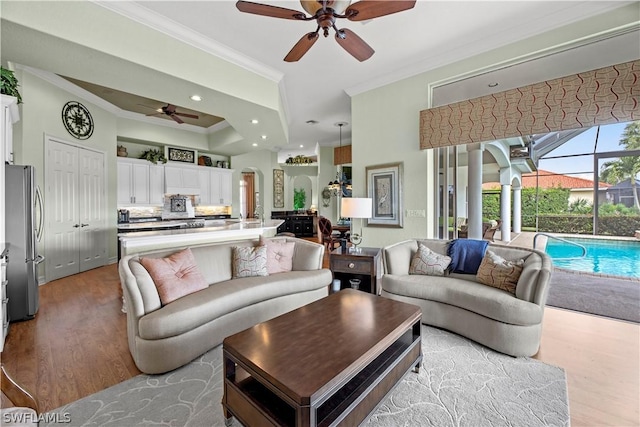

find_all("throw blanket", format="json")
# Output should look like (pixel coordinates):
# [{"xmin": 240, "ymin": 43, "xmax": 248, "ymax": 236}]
[{"xmin": 448, "ymin": 239, "xmax": 489, "ymax": 274}]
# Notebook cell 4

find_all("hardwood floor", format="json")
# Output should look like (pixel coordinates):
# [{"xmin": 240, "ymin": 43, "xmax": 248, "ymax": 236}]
[{"xmin": 1, "ymin": 259, "xmax": 639, "ymax": 426}]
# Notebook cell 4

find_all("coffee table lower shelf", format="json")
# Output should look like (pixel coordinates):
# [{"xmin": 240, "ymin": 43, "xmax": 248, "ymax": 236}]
[{"xmin": 223, "ymin": 322, "xmax": 421, "ymax": 427}]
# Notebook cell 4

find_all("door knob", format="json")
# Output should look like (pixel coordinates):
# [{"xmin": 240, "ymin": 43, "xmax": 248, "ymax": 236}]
[
  {"xmin": 73, "ymin": 224, "xmax": 80, "ymax": 228},
  {"xmin": 81, "ymin": 223, "xmax": 89, "ymax": 227}
]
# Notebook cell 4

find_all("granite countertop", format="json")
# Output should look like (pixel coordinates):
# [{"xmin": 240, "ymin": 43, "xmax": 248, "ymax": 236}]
[{"xmin": 118, "ymin": 219, "xmax": 283, "ymax": 238}]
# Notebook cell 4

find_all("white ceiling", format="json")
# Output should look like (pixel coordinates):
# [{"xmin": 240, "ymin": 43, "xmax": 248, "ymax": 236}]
[{"xmin": 5, "ymin": 1, "xmax": 639, "ymax": 158}]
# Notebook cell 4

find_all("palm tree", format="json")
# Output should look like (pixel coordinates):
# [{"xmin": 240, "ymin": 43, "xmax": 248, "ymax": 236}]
[{"xmin": 600, "ymin": 121, "xmax": 640, "ymax": 210}]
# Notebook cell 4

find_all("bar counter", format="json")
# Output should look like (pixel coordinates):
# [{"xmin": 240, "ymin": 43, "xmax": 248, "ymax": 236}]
[{"xmin": 118, "ymin": 219, "xmax": 283, "ymax": 257}]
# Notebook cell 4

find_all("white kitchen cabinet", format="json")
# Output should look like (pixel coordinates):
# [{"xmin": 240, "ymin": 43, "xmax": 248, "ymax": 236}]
[
  {"xmin": 165, "ymin": 165, "xmax": 200, "ymax": 195},
  {"xmin": 1, "ymin": 95, "xmax": 19, "ymax": 256},
  {"xmin": 197, "ymin": 169, "xmax": 211, "ymax": 205},
  {"xmin": 149, "ymin": 164, "xmax": 165, "ymax": 205},
  {"xmin": 117, "ymin": 158, "xmax": 150, "ymax": 205},
  {"xmin": 211, "ymin": 169, "xmax": 233, "ymax": 206}
]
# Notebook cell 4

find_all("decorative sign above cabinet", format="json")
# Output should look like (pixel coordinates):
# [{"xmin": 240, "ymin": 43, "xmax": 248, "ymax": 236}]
[{"xmin": 62, "ymin": 101, "xmax": 94, "ymax": 140}]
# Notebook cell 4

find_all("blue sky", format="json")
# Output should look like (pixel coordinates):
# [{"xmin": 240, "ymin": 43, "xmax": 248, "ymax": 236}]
[{"xmin": 538, "ymin": 122, "xmax": 629, "ymax": 179}]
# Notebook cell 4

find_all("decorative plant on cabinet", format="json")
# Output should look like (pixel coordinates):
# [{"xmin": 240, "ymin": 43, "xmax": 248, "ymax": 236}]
[{"xmin": 293, "ymin": 188, "xmax": 306, "ymax": 211}]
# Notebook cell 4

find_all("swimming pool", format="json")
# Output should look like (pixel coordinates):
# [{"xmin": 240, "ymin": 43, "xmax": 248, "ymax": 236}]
[{"xmin": 545, "ymin": 237, "xmax": 640, "ymax": 279}]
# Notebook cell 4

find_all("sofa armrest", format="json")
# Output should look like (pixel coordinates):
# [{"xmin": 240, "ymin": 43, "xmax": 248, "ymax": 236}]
[
  {"xmin": 514, "ymin": 249, "xmax": 554, "ymax": 306},
  {"xmin": 382, "ymin": 240, "xmax": 419, "ymax": 275}
]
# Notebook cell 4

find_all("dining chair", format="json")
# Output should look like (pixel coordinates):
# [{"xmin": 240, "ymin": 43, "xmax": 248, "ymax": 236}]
[{"xmin": 318, "ymin": 216, "xmax": 341, "ymax": 252}]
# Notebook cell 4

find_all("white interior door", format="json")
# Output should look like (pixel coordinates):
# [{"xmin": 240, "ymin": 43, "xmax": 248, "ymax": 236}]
[
  {"xmin": 46, "ymin": 137, "xmax": 106, "ymax": 281},
  {"xmin": 78, "ymin": 148, "xmax": 107, "ymax": 271},
  {"xmin": 46, "ymin": 140, "xmax": 79, "ymax": 280}
]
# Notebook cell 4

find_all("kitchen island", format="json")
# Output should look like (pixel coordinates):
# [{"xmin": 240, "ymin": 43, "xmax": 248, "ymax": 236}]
[{"xmin": 118, "ymin": 219, "xmax": 283, "ymax": 257}]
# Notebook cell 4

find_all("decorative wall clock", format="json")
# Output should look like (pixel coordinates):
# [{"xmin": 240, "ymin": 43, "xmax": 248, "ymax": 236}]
[{"xmin": 62, "ymin": 101, "xmax": 94, "ymax": 140}]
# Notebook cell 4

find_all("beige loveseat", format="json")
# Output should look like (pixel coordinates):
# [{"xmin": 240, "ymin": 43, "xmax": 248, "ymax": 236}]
[
  {"xmin": 119, "ymin": 237, "xmax": 332, "ymax": 374},
  {"xmin": 381, "ymin": 239, "xmax": 553, "ymax": 357}
]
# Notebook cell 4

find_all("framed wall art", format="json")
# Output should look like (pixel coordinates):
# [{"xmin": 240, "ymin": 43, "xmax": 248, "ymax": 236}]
[
  {"xmin": 166, "ymin": 146, "xmax": 197, "ymax": 164},
  {"xmin": 273, "ymin": 169, "xmax": 285, "ymax": 208},
  {"xmin": 366, "ymin": 162, "xmax": 403, "ymax": 228}
]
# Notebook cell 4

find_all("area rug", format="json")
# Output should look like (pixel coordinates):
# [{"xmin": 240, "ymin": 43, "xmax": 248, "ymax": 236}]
[
  {"xmin": 547, "ymin": 269, "xmax": 640, "ymax": 323},
  {"xmin": 43, "ymin": 326, "xmax": 569, "ymax": 427}
]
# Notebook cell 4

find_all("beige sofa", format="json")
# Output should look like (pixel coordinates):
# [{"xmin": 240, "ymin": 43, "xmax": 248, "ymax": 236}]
[
  {"xmin": 119, "ymin": 237, "xmax": 332, "ymax": 374},
  {"xmin": 381, "ymin": 239, "xmax": 553, "ymax": 357}
]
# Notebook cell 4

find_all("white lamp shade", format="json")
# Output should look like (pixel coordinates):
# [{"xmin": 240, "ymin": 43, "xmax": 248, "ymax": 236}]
[{"xmin": 341, "ymin": 198, "xmax": 372, "ymax": 219}]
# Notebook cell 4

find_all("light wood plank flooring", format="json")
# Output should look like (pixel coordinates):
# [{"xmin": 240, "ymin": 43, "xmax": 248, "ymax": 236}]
[{"xmin": 1, "ymin": 261, "xmax": 639, "ymax": 426}]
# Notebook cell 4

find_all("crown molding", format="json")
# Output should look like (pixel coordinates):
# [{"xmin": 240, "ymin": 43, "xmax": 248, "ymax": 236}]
[
  {"xmin": 92, "ymin": 1, "xmax": 284, "ymax": 83},
  {"xmin": 346, "ymin": 11, "xmax": 639, "ymax": 97}
]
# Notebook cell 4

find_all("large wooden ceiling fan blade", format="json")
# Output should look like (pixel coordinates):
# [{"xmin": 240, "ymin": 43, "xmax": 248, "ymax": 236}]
[
  {"xmin": 335, "ymin": 28, "xmax": 374, "ymax": 62},
  {"xmin": 174, "ymin": 112, "xmax": 199, "ymax": 119},
  {"xmin": 284, "ymin": 32, "xmax": 320, "ymax": 62},
  {"xmin": 170, "ymin": 114, "xmax": 184, "ymax": 124},
  {"xmin": 346, "ymin": 0, "xmax": 416, "ymax": 21},
  {"xmin": 236, "ymin": 1, "xmax": 304, "ymax": 20}
]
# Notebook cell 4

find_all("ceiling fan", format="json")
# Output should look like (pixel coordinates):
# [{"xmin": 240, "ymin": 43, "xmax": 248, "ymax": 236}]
[
  {"xmin": 141, "ymin": 104, "xmax": 199, "ymax": 124},
  {"xmin": 236, "ymin": 0, "xmax": 416, "ymax": 62}
]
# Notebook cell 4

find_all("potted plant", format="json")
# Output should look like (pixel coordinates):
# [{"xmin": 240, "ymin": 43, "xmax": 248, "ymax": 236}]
[
  {"xmin": 293, "ymin": 188, "xmax": 306, "ymax": 211},
  {"xmin": 0, "ymin": 66, "xmax": 22, "ymax": 103},
  {"xmin": 140, "ymin": 148, "xmax": 167, "ymax": 164}
]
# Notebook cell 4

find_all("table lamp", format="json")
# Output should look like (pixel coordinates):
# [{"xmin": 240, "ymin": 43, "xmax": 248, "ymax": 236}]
[{"xmin": 341, "ymin": 197, "xmax": 372, "ymax": 253}]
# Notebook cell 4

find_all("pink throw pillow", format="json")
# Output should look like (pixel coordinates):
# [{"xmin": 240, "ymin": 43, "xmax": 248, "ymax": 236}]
[
  {"xmin": 140, "ymin": 248, "xmax": 208, "ymax": 305},
  {"xmin": 265, "ymin": 239, "xmax": 295, "ymax": 274}
]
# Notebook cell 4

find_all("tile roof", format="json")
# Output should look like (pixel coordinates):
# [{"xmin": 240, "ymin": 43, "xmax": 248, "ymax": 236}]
[{"xmin": 482, "ymin": 170, "xmax": 612, "ymax": 190}]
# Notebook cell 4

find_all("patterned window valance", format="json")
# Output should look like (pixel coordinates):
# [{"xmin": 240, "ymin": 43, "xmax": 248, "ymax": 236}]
[{"xmin": 420, "ymin": 59, "xmax": 639, "ymax": 149}]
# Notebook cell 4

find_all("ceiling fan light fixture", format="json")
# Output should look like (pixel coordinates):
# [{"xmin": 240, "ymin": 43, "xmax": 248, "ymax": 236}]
[{"xmin": 300, "ymin": 0, "xmax": 352, "ymax": 15}]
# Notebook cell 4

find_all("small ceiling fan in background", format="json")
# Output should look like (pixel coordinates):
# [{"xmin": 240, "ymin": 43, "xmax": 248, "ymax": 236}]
[
  {"xmin": 139, "ymin": 103, "xmax": 199, "ymax": 124},
  {"xmin": 236, "ymin": 0, "xmax": 416, "ymax": 62}
]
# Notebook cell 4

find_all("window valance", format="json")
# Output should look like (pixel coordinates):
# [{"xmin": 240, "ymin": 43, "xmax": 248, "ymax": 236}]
[{"xmin": 420, "ymin": 60, "xmax": 639, "ymax": 149}]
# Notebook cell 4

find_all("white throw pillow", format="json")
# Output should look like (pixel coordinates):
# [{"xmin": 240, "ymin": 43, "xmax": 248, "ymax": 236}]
[{"xmin": 409, "ymin": 243, "xmax": 452, "ymax": 277}]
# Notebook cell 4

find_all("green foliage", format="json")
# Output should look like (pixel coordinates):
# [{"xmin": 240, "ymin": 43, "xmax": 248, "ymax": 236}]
[
  {"xmin": 0, "ymin": 67, "xmax": 22, "ymax": 103},
  {"xmin": 598, "ymin": 202, "xmax": 639, "ymax": 216},
  {"xmin": 537, "ymin": 214, "xmax": 640, "ymax": 236},
  {"xmin": 139, "ymin": 149, "xmax": 167, "ymax": 164},
  {"xmin": 568, "ymin": 198, "xmax": 593, "ymax": 214},
  {"xmin": 620, "ymin": 121, "xmax": 640, "ymax": 150},
  {"xmin": 483, "ymin": 187, "xmax": 570, "ymax": 228},
  {"xmin": 293, "ymin": 188, "xmax": 306, "ymax": 210}
]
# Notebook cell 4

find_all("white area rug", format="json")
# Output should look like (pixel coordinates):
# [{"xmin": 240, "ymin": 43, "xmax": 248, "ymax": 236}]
[{"xmin": 43, "ymin": 326, "xmax": 569, "ymax": 427}]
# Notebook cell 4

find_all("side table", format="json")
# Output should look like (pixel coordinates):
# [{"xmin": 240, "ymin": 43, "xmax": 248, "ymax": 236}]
[{"xmin": 330, "ymin": 247, "xmax": 381, "ymax": 295}]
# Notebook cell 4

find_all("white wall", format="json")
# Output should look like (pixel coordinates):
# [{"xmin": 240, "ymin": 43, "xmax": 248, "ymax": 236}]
[
  {"xmin": 15, "ymin": 68, "xmax": 119, "ymax": 267},
  {"xmin": 350, "ymin": 4, "xmax": 639, "ymax": 249}
]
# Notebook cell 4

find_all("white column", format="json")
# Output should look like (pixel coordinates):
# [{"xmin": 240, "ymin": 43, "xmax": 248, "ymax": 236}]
[
  {"xmin": 467, "ymin": 144, "xmax": 483, "ymax": 240},
  {"xmin": 500, "ymin": 184, "xmax": 512, "ymax": 242},
  {"xmin": 512, "ymin": 186, "xmax": 522, "ymax": 233}
]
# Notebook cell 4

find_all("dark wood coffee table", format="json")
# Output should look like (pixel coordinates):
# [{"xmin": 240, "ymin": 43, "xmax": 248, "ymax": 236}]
[{"xmin": 222, "ymin": 290, "xmax": 422, "ymax": 427}]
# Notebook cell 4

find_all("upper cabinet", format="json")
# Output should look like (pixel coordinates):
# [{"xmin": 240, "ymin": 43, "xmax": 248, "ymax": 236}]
[
  {"xmin": 211, "ymin": 169, "xmax": 233, "ymax": 206},
  {"xmin": 165, "ymin": 165, "xmax": 200, "ymax": 195},
  {"xmin": 117, "ymin": 158, "xmax": 150, "ymax": 205},
  {"xmin": 1, "ymin": 95, "xmax": 19, "ymax": 255},
  {"xmin": 117, "ymin": 158, "xmax": 232, "ymax": 207}
]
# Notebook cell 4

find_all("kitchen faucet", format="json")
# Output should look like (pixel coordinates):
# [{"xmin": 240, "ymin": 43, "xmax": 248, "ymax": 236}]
[{"xmin": 254, "ymin": 205, "xmax": 264, "ymax": 223}]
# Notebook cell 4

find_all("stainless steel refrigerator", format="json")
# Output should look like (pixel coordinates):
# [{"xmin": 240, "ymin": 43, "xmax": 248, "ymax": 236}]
[{"xmin": 4, "ymin": 165, "xmax": 44, "ymax": 321}]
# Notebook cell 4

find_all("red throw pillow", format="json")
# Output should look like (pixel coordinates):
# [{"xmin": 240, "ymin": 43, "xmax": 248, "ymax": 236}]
[{"xmin": 140, "ymin": 248, "xmax": 208, "ymax": 305}]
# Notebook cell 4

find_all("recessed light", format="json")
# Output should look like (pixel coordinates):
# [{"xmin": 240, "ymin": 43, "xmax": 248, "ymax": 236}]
[
  {"xmin": 299, "ymin": 145, "xmax": 304, "ymax": 148},
  {"xmin": 252, "ymin": 143, "xmax": 258, "ymax": 147},
  {"xmin": 190, "ymin": 95, "xmax": 202, "ymax": 101},
  {"xmin": 488, "ymin": 82, "xmax": 499, "ymax": 88},
  {"xmin": 251, "ymin": 119, "xmax": 259, "ymax": 124},
  {"xmin": 306, "ymin": 120, "xmax": 319, "ymax": 125},
  {"xmin": 261, "ymin": 135, "xmax": 267, "ymax": 140}
]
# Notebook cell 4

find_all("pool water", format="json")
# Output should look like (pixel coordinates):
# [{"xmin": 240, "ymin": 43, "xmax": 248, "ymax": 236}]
[{"xmin": 545, "ymin": 237, "xmax": 640, "ymax": 279}]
